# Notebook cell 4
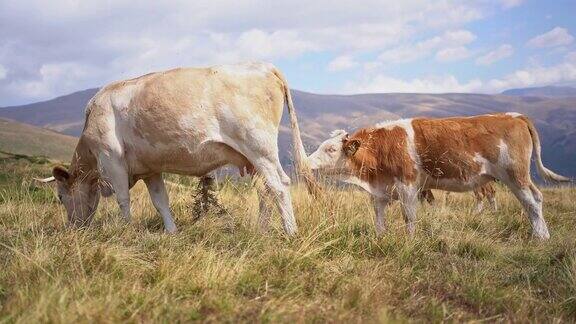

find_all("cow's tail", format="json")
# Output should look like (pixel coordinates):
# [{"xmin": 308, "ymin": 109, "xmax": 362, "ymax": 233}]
[
  {"xmin": 520, "ymin": 115, "xmax": 571, "ymax": 183},
  {"xmin": 274, "ymin": 69, "xmax": 322, "ymax": 196}
]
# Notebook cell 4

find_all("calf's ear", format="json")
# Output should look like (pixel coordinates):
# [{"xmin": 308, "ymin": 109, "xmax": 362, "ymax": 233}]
[
  {"xmin": 52, "ymin": 165, "xmax": 70, "ymax": 182},
  {"xmin": 344, "ymin": 139, "xmax": 361, "ymax": 156}
]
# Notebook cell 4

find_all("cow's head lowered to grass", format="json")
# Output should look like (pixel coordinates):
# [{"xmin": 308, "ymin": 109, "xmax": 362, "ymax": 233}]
[{"xmin": 36, "ymin": 165, "xmax": 101, "ymax": 227}]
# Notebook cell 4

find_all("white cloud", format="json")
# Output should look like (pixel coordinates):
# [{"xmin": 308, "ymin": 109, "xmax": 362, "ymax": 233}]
[
  {"xmin": 378, "ymin": 29, "xmax": 476, "ymax": 64},
  {"xmin": 5, "ymin": 62, "xmax": 100, "ymax": 100},
  {"xmin": 485, "ymin": 60, "xmax": 576, "ymax": 92},
  {"xmin": 378, "ymin": 46, "xmax": 424, "ymax": 64},
  {"xmin": 327, "ymin": 55, "xmax": 358, "ymax": 72},
  {"xmin": 500, "ymin": 0, "xmax": 523, "ymax": 9},
  {"xmin": 435, "ymin": 46, "xmax": 470, "ymax": 62},
  {"xmin": 233, "ymin": 29, "xmax": 319, "ymax": 60},
  {"xmin": 346, "ymin": 74, "xmax": 482, "ymax": 94},
  {"xmin": 0, "ymin": 1, "xmax": 526, "ymax": 104},
  {"xmin": 527, "ymin": 27, "xmax": 574, "ymax": 48},
  {"xmin": 475, "ymin": 44, "xmax": 514, "ymax": 65},
  {"xmin": 0, "ymin": 0, "xmax": 492, "ymax": 105},
  {"xmin": 0, "ymin": 65, "xmax": 7, "ymax": 80},
  {"xmin": 346, "ymin": 52, "xmax": 576, "ymax": 94}
]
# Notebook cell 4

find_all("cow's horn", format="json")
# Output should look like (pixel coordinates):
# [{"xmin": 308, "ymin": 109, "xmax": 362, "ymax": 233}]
[{"xmin": 34, "ymin": 176, "xmax": 56, "ymax": 183}]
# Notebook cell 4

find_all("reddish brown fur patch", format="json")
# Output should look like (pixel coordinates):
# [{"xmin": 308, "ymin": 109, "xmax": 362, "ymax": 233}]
[
  {"xmin": 474, "ymin": 182, "xmax": 496, "ymax": 200},
  {"xmin": 344, "ymin": 126, "xmax": 416, "ymax": 184},
  {"xmin": 412, "ymin": 114, "xmax": 531, "ymax": 183}
]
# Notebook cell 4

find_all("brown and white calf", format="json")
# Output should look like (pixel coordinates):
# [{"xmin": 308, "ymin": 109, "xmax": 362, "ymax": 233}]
[
  {"xmin": 308, "ymin": 113, "xmax": 570, "ymax": 239},
  {"xmin": 35, "ymin": 62, "xmax": 317, "ymax": 234},
  {"xmin": 420, "ymin": 182, "xmax": 497, "ymax": 213}
]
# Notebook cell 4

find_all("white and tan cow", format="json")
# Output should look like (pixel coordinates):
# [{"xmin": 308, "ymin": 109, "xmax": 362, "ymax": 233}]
[
  {"xmin": 36, "ymin": 62, "xmax": 317, "ymax": 234},
  {"xmin": 308, "ymin": 113, "xmax": 570, "ymax": 239}
]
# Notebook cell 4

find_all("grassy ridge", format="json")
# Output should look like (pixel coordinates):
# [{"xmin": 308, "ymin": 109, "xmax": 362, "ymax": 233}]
[
  {"xmin": 0, "ymin": 156, "xmax": 575, "ymax": 322},
  {"xmin": 0, "ymin": 118, "xmax": 77, "ymax": 162}
]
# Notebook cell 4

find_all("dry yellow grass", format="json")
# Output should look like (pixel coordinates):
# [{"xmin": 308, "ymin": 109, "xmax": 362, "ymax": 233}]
[{"xmin": 1, "ymin": 157, "xmax": 575, "ymax": 322}]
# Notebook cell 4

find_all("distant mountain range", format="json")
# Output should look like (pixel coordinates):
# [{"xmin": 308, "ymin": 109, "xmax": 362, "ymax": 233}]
[
  {"xmin": 0, "ymin": 88, "xmax": 97, "ymax": 136},
  {"xmin": 501, "ymin": 85, "xmax": 576, "ymax": 97},
  {"xmin": 1, "ymin": 86, "xmax": 575, "ymax": 178}
]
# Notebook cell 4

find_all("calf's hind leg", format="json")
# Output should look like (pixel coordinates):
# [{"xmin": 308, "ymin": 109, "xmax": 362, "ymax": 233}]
[
  {"xmin": 503, "ymin": 178, "xmax": 549, "ymax": 240},
  {"xmin": 473, "ymin": 190, "xmax": 485, "ymax": 214}
]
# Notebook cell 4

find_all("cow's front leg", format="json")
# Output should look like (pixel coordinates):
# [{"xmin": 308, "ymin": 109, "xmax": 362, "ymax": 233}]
[
  {"xmin": 144, "ymin": 173, "xmax": 177, "ymax": 233},
  {"xmin": 372, "ymin": 196, "xmax": 390, "ymax": 236},
  {"xmin": 98, "ymin": 152, "xmax": 131, "ymax": 222},
  {"xmin": 397, "ymin": 183, "xmax": 418, "ymax": 236}
]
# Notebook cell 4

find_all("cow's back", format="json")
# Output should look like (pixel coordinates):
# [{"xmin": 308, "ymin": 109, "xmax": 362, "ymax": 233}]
[{"xmin": 412, "ymin": 114, "xmax": 531, "ymax": 182}]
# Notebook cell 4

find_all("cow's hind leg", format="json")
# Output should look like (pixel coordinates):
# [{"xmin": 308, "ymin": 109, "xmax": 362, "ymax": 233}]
[
  {"xmin": 254, "ymin": 157, "xmax": 297, "ymax": 235},
  {"xmin": 275, "ymin": 162, "xmax": 291, "ymax": 186},
  {"xmin": 98, "ymin": 153, "xmax": 131, "ymax": 222},
  {"xmin": 256, "ymin": 181, "xmax": 273, "ymax": 232},
  {"xmin": 144, "ymin": 174, "xmax": 177, "ymax": 233}
]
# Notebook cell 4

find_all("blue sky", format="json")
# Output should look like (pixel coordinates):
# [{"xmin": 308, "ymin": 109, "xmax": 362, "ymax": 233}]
[{"xmin": 1, "ymin": 0, "xmax": 575, "ymax": 105}]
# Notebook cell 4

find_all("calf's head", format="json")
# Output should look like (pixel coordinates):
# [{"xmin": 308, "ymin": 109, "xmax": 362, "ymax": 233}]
[
  {"xmin": 37, "ymin": 166, "xmax": 101, "ymax": 227},
  {"xmin": 308, "ymin": 130, "xmax": 361, "ymax": 175}
]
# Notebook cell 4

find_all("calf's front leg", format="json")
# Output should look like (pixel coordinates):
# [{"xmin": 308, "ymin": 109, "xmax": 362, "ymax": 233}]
[
  {"xmin": 372, "ymin": 196, "xmax": 390, "ymax": 236},
  {"xmin": 397, "ymin": 183, "xmax": 418, "ymax": 236}
]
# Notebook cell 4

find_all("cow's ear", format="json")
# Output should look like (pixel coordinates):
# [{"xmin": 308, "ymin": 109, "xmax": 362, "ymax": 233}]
[
  {"xmin": 52, "ymin": 165, "xmax": 70, "ymax": 183},
  {"xmin": 344, "ymin": 139, "xmax": 361, "ymax": 156}
]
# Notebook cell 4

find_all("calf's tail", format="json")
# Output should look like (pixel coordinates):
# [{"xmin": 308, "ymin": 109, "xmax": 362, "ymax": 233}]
[{"xmin": 520, "ymin": 116, "xmax": 570, "ymax": 183}]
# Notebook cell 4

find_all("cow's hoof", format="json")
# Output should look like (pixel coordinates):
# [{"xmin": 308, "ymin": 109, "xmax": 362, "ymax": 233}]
[{"xmin": 164, "ymin": 227, "xmax": 178, "ymax": 234}]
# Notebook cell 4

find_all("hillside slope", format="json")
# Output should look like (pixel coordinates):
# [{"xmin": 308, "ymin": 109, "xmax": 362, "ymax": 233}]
[
  {"xmin": 1, "ymin": 87, "xmax": 575, "ymax": 177},
  {"xmin": 0, "ymin": 118, "xmax": 77, "ymax": 161}
]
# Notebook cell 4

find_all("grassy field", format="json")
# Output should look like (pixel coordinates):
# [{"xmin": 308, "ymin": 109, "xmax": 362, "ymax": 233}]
[{"xmin": 1, "ymin": 155, "xmax": 575, "ymax": 322}]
